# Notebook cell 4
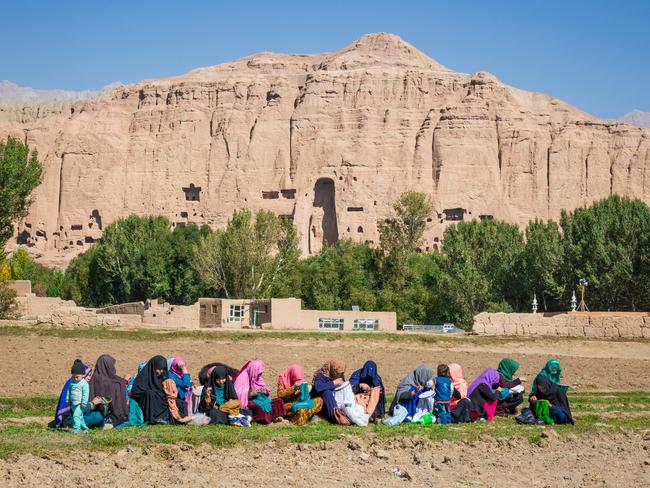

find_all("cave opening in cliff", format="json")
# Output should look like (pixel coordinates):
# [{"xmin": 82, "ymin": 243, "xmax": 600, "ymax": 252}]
[{"xmin": 313, "ymin": 177, "xmax": 339, "ymax": 248}]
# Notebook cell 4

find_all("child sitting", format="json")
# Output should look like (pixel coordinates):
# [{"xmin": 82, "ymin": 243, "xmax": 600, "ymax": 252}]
[
  {"xmin": 434, "ymin": 364, "xmax": 453, "ymax": 424},
  {"xmin": 67, "ymin": 359, "xmax": 90, "ymax": 433}
]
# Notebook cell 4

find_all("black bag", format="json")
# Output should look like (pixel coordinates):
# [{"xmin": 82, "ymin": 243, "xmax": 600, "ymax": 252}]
[{"xmin": 515, "ymin": 407, "xmax": 538, "ymax": 425}]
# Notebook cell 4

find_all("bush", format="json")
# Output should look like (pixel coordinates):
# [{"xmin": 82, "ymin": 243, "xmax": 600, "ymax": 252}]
[{"xmin": 0, "ymin": 282, "xmax": 17, "ymax": 319}]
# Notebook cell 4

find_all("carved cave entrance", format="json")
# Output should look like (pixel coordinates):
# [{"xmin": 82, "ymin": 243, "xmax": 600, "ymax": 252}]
[{"xmin": 309, "ymin": 178, "xmax": 339, "ymax": 253}]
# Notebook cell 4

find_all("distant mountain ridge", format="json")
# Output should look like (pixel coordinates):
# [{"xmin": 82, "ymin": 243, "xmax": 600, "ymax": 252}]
[
  {"xmin": 619, "ymin": 110, "xmax": 650, "ymax": 128},
  {"xmin": 0, "ymin": 80, "xmax": 122, "ymax": 104},
  {"xmin": 0, "ymin": 32, "xmax": 648, "ymax": 269}
]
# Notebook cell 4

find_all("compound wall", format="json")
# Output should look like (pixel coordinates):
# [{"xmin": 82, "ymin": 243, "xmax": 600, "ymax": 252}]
[{"xmin": 472, "ymin": 312, "xmax": 650, "ymax": 338}]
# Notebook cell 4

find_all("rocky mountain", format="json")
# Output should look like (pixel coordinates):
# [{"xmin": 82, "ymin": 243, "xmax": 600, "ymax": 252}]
[
  {"xmin": 619, "ymin": 110, "xmax": 650, "ymax": 128},
  {"xmin": 1, "ymin": 33, "xmax": 648, "ymax": 267}
]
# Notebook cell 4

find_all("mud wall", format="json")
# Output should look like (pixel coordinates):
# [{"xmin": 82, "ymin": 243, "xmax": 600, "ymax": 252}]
[{"xmin": 473, "ymin": 312, "xmax": 650, "ymax": 338}]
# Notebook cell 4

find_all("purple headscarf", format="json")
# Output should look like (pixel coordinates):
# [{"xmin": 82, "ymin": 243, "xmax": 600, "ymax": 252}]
[
  {"xmin": 467, "ymin": 368, "xmax": 501, "ymax": 396},
  {"xmin": 168, "ymin": 356, "xmax": 186, "ymax": 381}
]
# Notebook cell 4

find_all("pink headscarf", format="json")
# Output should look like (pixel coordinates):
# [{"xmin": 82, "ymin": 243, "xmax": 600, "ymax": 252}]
[
  {"xmin": 278, "ymin": 364, "xmax": 304, "ymax": 389},
  {"xmin": 448, "ymin": 363, "xmax": 468, "ymax": 399},
  {"xmin": 233, "ymin": 360, "xmax": 268, "ymax": 408},
  {"xmin": 168, "ymin": 356, "xmax": 186, "ymax": 381}
]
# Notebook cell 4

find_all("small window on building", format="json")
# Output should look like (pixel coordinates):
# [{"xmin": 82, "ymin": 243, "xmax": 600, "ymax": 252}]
[
  {"xmin": 357, "ymin": 226, "xmax": 364, "ymax": 233},
  {"xmin": 353, "ymin": 319, "xmax": 379, "ymax": 331},
  {"xmin": 71, "ymin": 224, "xmax": 83, "ymax": 231},
  {"xmin": 229, "ymin": 304, "xmax": 245, "ymax": 323},
  {"xmin": 180, "ymin": 211, "xmax": 188, "ymax": 218},
  {"xmin": 280, "ymin": 189, "xmax": 296, "ymax": 199},
  {"xmin": 318, "ymin": 318, "xmax": 344, "ymax": 331},
  {"xmin": 347, "ymin": 207, "xmax": 364, "ymax": 212},
  {"xmin": 262, "ymin": 191, "xmax": 280, "ymax": 199},
  {"xmin": 211, "ymin": 304, "xmax": 218, "ymax": 314}
]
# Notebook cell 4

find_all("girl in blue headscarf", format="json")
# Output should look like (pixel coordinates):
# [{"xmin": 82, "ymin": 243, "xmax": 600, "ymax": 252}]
[{"xmin": 350, "ymin": 360, "xmax": 386, "ymax": 420}]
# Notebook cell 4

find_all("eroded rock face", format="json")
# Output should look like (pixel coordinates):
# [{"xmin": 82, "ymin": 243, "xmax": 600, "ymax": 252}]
[{"xmin": 1, "ymin": 33, "xmax": 649, "ymax": 266}]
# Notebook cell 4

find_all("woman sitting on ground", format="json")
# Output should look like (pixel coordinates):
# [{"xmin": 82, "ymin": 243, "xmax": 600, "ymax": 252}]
[
  {"xmin": 448, "ymin": 363, "xmax": 471, "ymax": 423},
  {"xmin": 389, "ymin": 364, "xmax": 436, "ymax": 420},
  {"xmin": 277, "ymin": 364, "xmax": 323, "ymax": 425},
  {"xmin": 529, "ymin": 376, "xmax": 574, "ymax": 424},
  {"xmin": 88, "ymin": 354, "xmax": 129, "ymax": 426},
  {"xmin": 530, "ymin": 359, "xmax": 562, "ymax": 398},
  {"xmin": 467, "ymin": 368, "xmax": 501, "ymax": 421},
  {"xmin": 199, "ymin": 365, "xmax": 251, "ymax": 427},
  {"xmin": 311, "ymin": 359, "xmax": 347, "ymax": 423},
  {"xmin": 349, "ymin": 360, "xmax": 386, "ymax": 421},
  {"xmin": 495, "ymin": 358, "xmax": 527, "ymax": 416},
  {"xmin": 168, "ymin": 356, "xmax": 192, "ymax": 413},
  {"xmin": 131, "ymin": 355, "xmax": 191, "ymax": 424},
  {"xmin": 198, "ymin": 362, "xmax": 239, "ymax": 386},
  {"xmin": 115, "ymin": 360, "xmax": 147, "ymax": 428},
  {"xmin": 233, "ymin": 360, "xmax": 285, "ymax": 424}
]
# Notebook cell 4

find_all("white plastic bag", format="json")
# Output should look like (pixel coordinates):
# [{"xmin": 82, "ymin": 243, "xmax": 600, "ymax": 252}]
[
  {"xmin": 344, "ymin": 403, "xmax": 370, "ymax": 427},
  {"xmin": 187, "ymin": 412, "xmax": 210, "ymax": 426},
  {"xmin": 334, "ymin": 381, "xmax": 355, "ymax": 407}
]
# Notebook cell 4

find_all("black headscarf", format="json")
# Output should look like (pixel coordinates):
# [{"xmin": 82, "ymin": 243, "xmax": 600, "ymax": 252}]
[
  {"xmin": 89, "ymin": 354, "xmax": 129, "ymax": 423},
  {"xmin": 534, "ymin": 376, "xmax": 574, "ymax": 424},
  {"xmin": 130, "ymin": 355, "xmax": 170, "ymax": 424},
  {"xmin": 199, "ymin": 365, "xmax": 238, "ymax": 413},
  {"xmin": 198, "ymin": 362, "xmax": 239, "ymax": 386}
]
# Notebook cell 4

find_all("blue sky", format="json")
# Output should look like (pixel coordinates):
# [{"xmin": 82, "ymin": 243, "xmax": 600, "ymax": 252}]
[{"xmin": 3, "ymin": 0, "xmax": 648, "ymax": 118}]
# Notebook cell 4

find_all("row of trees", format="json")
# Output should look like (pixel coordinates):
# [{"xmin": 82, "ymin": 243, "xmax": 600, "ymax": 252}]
[
  {"xmin": 54, "ymin": 193, "xmax": 650, "ymax": 329},
  {"xmin": 2, "ymin": 137, "xmax": 650, "ymax": 327}
]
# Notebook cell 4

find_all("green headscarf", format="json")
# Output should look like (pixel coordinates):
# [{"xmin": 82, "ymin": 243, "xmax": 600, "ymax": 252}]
[
  {"xmin": 531, "ymin": 359, "xmax": 562, "ymax": 396},
  {"xmin": 497, "ymin": 358, "xmax": 520, "ymax": 382},
  {"xmin": 538, "ymin": 359, "xmax": 562, "ymax": 384}
]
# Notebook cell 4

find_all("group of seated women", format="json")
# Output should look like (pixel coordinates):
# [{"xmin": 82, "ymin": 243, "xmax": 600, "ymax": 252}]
[{"xmin": 52, "ymin": 354, "xmax": 573, "ymax": 430}]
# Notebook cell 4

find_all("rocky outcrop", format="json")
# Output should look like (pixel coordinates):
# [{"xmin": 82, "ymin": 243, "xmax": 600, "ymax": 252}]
[{"xmin": 2, "ymin": 33, "xmax": 649, "ymax": 266}]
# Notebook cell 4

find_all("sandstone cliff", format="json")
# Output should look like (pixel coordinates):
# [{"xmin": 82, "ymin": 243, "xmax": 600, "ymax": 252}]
[{"xmin": 1, "ymin": 33, "xmax": 649, "ymax": 266}]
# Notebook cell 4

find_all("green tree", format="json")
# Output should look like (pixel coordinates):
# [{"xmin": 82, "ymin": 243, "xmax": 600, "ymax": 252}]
[
  {"xmin": 193, "ymin": 210, "xmax": 300, "ymax": 299},
  {"xmin": 521, "ymin": 219, "xmax": 565, "ymax": 311},
  {"xmin": 560, "ymin": 195, "xmax": 650, "ymax": 310},
  {"xmin": 378, "ymin": 191, "xmax": 433, "ymax": 257},
  {"xmin": 436, "ymin": 220, "xmax": 525, "ymax": 328},
  {"xmin": 378, "ymin": 252, "xmax": 440, "ymax": 326},
  {"xmin": 300, "ymin": 240, "xmax": 379, "ymax": 311},
  {"xmin": 0, "ymin": 137, "xmax": 43, "ymax": 251},
  {"xmin": 0, "ymin": 283, "xmax": 17, "ymax": 319},
  {"xmin": 167, "ymin": 224, "xmax": 211, "ymax": 305},
  {"xmin": 61, "ymin": 247, "xmax": 98, "ymax": 305},
  {"xmin": 6, "ymin": 248, "xmax": 64, "ymax": 297},
  {"xmin": 89, "ymin": 215, "xmax": 175, "ymax": 305}
]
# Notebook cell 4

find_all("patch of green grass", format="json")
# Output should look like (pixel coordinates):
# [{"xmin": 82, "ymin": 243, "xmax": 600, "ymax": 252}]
[
  {"xmin": 2, "ymin": 414, "xmax": 648, "ymax": 459},
  {"xmin": 1, "ymin": 391, "xmax": 649, "ymax": 458},
  {"xmin": 0, "ymin": 395, "xmax": 58, "ymax": 419}
]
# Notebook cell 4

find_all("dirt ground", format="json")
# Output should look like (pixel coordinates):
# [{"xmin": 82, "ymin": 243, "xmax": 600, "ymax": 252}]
[
  {"xmin": 1, "ymin": 333, "xmax": 649, "ymax": 396},
  {"xmin": 1, "ymin": 431, "xmax": 649, "ymax": 487},
  {"xmin": 1, "ymin": 332, "xmax": 650, "ymax": 487}
]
